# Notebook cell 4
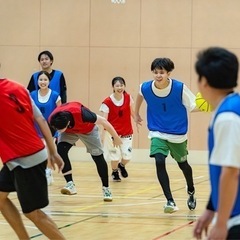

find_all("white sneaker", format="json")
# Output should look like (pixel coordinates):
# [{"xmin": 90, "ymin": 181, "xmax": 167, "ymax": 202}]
[
  {"xmin": 61, "ymin": 181, "xmax": 77, "ymax": 195},
  {"xmin": 164, "ymin": 200, "xmax": 179, "ymax": 213},
  {"xmin": 102, "ymin": 186, "xmax": 112, "ymax": 202},
  {"xmin": 46, "ymin": 168, "xmax": 54, "ymax": 186}
]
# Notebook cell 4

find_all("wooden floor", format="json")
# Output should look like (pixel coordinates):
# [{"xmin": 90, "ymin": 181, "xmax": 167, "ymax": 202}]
[{"xmin": 0, "ymin": 161, "xmax": 210, "ymax": 240}]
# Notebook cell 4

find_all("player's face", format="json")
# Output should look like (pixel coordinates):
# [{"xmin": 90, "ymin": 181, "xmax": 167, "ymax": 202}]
[
  {"xmin": 38, "ymin": 73, "xmax": 50, "ymax": 89},
  {"xmin": 113, "ymin": 81, "xmax": 125, "ymax": 94},
  {"xmin": 152, "ymin": 68, "xmax": 170, "ymax": 88},
  {"xmin": 39, "ymin": 54, "xmax": 53, "ymax": 70}
]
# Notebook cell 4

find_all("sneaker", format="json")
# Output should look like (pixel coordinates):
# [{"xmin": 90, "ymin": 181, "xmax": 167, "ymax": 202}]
[
  {"xmin": 164, "ymin": 200, "xmax": 179, "ymax": 213},
  {"xmin": 118, "ymin": 163, "xmax": 128, "ymax": 178},
  {"xmin": 102, "ymin": 186, "xmax": 113, "ymax": 202},
  {"xmin": 46, "ymin": 168, "xmax": 54, "ymax": 186},
  {"xmin": 112, "ymin": 171, "xmax": 121, "ymax": 182},
  {"xmin": 61, "ymin": 181, "xmax": 77, "ymax": 195},
  {"xmin": 187, "ymin": 190, "xmax": 196, "ymax": 210}
]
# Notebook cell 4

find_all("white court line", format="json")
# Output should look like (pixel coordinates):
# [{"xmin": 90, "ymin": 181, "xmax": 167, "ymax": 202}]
[{"xmin": 42, "ymin": 211, "xmax": 200, "ymax": 220}]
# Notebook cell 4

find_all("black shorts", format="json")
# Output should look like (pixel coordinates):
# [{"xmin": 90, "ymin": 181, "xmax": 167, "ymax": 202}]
[
  {"xmin": 227, "ymin": 224, "xmax": 240, "ymax": 239},
  {"xmin": 0, "ymin": 161, "xmax": 49, "ymax": 213}
]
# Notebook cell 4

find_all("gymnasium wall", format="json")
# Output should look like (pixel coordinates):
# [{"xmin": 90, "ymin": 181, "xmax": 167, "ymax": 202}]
[{"xmin": 1, "ymin": 0, "xmax": 240, "ymax": 154}]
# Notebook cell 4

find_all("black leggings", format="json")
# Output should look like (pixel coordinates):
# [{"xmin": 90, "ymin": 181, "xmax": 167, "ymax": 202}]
[
  {"xmin": 154, "ymin": 153, "xmax": 194, "ymax": 200},
  {"xmin": 57, "ymin": 142, "xmax": 73, "ymax": 174},
  {"xmin": 57, "ymin": 142, "xmax": 109, "ymax": 187},
  {"xmin": 92, "ymin": 155, "xmax": 109, "ymax": 187}
]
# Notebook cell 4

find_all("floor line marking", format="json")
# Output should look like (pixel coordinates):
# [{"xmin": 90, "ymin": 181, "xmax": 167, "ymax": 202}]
[{"xmin": 152, "ymin": 220, "xmax": 194, "ymax": 239}]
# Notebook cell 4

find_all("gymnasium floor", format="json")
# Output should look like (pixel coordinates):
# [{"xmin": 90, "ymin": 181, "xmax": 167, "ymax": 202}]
[{"xmin": 0, "ymin": 161, "xmax": 209, "ymax": 240}]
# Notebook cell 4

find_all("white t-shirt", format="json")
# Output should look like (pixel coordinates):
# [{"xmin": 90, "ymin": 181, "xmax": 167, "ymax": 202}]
[
  {"xmin": 99, "ymin": 93, "xmax": 134, "ymax": 113},
  {"xmin": 210, "ymin": 111, "xmax": 240, "ymax": 168},
  {"xmin": 38, "ymin": 89, "xmax": 61, "ymax": 104}
]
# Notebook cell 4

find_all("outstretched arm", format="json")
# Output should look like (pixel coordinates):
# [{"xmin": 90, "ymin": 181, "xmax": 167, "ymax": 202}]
[
  {"xmin": 99, "ymin": 111, "xmax": 109, "ymax": 143},
  {"xmin": 193, "ymin": 208, "xmax": 214, "ymax": 239},
  {"xmin": 95, "ymin": 115, "xmax": 122, "ymax": 147},
  {"xmin": 35, "ymin": 115, "xmax": 64, "ymax": 172},
  {"xmin": 134, "ymin": 93, "xmax": 144, "ymax": 131},
  {"xmin": 32, "ymin": 101, "xmax": 64, "ymax": 172},
  {"xmin": 130, "ymin": 103, "xmax": 135, "ymax": 120}
]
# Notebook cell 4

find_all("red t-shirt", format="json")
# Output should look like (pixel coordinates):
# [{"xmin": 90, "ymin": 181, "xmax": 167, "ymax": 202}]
[{"xmin": 0, "ymin": 79, "xmax": 44, "ymax": 163}]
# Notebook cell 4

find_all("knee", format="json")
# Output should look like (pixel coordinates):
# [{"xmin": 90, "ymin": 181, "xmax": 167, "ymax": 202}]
[
  {"xmin": 92, "ymin": 154, "xmax": 105, "ymax": 163},
  {"xmin": 0, "ymin": 192, "xmax": 9, "ymax": 209},
  {"xmin": 57, "ymin": 142, "xmax": 72, "ymax": 156},
  {"xmin": 154, "ymin": 153, "xmax": 166, "ymax": 166},
  {"xmin": 0, "ymin": 191, "xmax": 8, "ymax": 201},
  {"xmin": 178, "ymin": 161, "xmax": 191, "ymax": 171},
  {"xmin": 24, "ymin": 209, "xmax": 42, "ymax": 223}
]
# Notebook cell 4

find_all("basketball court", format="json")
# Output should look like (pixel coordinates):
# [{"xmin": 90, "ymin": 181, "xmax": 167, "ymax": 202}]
[{"xmin": 0, "ymin": 161, "xmax": 209, "ymax": 239}]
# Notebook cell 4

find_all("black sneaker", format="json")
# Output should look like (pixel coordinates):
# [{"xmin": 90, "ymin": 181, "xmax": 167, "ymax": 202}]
[
  {"xmin": 187, "ymin": 191, "xmax": 196, "ymax": 210},
  {"xmin": 118, "ymin": 163, "xmax": 128, "ymax": 178},
  {"xmin": 112, "ymin": 171, "xmax": 121, "ymax": 182}
]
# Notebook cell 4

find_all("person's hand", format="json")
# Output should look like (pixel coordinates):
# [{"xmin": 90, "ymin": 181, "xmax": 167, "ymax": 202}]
[
  {"xmin": 112, "ymin": 135, "xmax": 122, "ymax": 147},
  {"xmin": 49, "ymin": 153, "xmax": 64, "ymax": 173},
  {"xmin": 134, "ymin": 114, "xmax": 143, "ymax": 132},
  {"xmin": 193, "ymin": 209, "xmax": 214, "ymax": 239},
  {"xmin": 207, "ymin": 223, "xmax": 227, "ymax": 240}
]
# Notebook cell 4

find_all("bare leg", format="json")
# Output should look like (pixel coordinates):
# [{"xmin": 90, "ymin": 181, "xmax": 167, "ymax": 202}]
[
  {"xmin": 0, "ymin": 192, "xmax": 29, "ymax": 239},
  {"xmin": 120, "ymin": 159, "xmax": 130, "ymax": 166},
  {"xmin": 25, "ymin": 209, "xmax": 65, "ymax": 240},
  {"xmin": 111, "ymin": 160, "xmax": 119, "ymax": 170}
]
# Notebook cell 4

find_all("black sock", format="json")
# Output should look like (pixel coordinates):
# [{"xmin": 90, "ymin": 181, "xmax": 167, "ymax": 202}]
[{"xmin": 64, "ymin": 174, "xmax": 73, "ymax": 183}]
